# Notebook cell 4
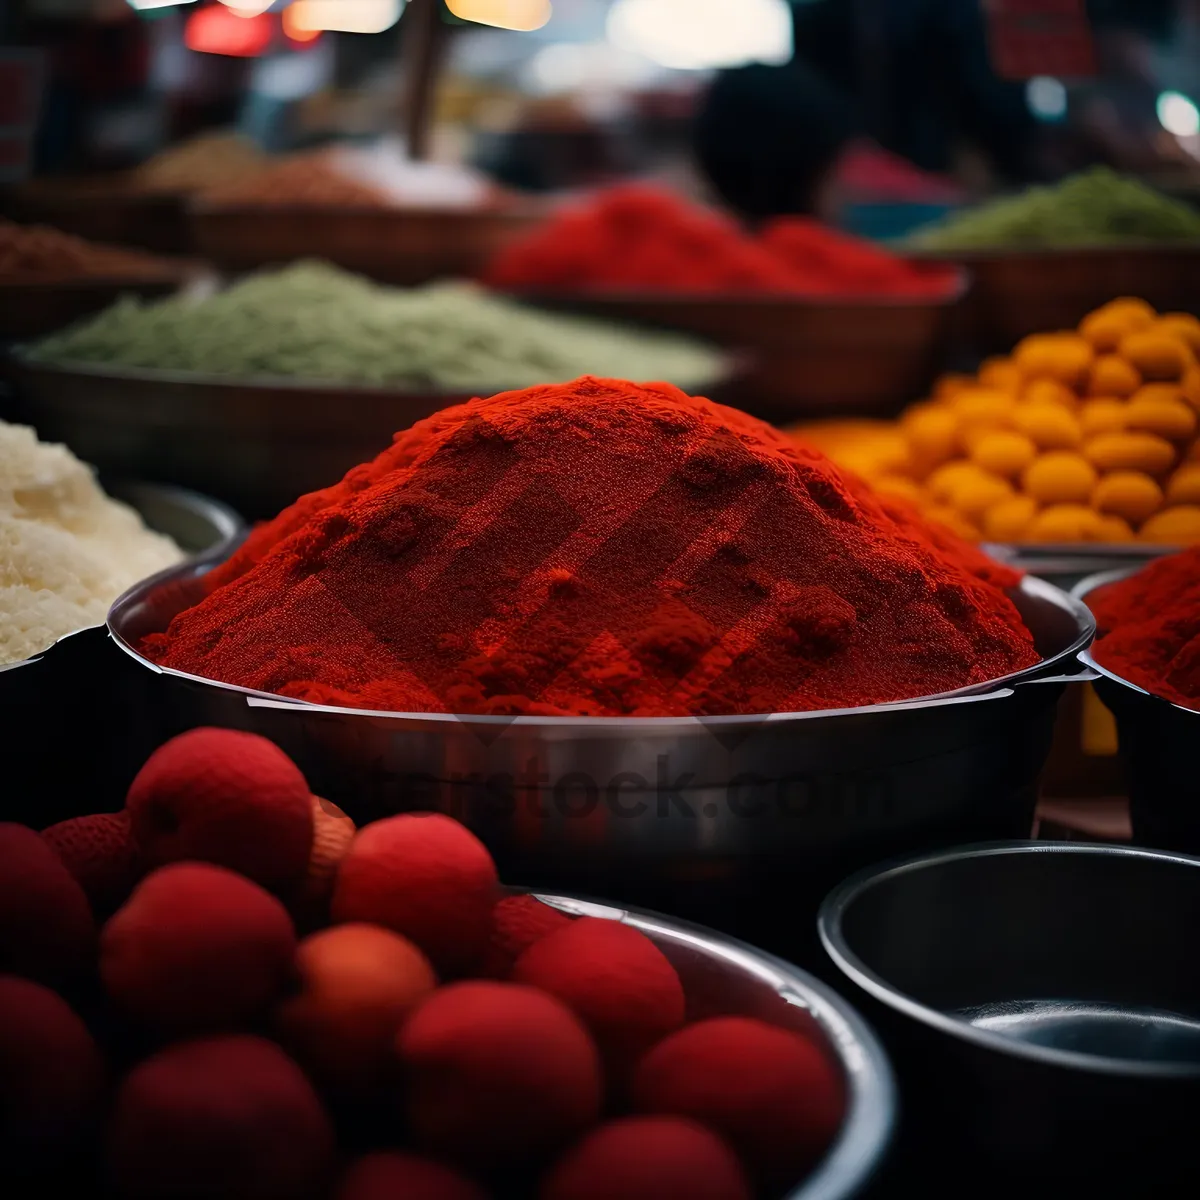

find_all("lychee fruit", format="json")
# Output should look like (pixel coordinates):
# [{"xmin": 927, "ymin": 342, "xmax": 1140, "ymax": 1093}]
[
  {"xmin": 290, "ymin": 796, "xmax": 356, "ymax": 927},
  {"xmin": 332, "ymin": 814, "xmax": 498, "ymax": 975},
  {"xmin": 632, "ymin": 1016, "xmax": 846, "ymax": 1186},
  {"xmin": 101, "ymin": 863, "xmax": 296, "ymax": 1030},
  {"xmin": 0, "ymin": 975, "xmax": 103, "ymax": 1158},
  {"xmin": 511, "ymin": 917, "xmax": 685, "ymax": 1077},
  {"xmin": 107, "ymin": 1035, "xmax": 333, "ymax": 1200},
  {"xmin": 126, "ymin": 728, "xmax": 313, "ymax": 894},
  {"xmin": 396, "ymin": 981, "xmax": 602, "ymax": 1170},
  {"xmin": 0, "ymin": 822, "xmax": 95, "ymax": 985},
  {"xmin": 478, "ymin": 894, "xmax": 572, "ymax": 979},
  {"xmin": 43, "ymin": 810, "xmax": 143, "ymax": 916},
  {"xmin": 335, "ymin": 1152, "xmax": 489, "ymax": 1200},
  {"xmin": 277, "ymin": 923, "xmax": 436, "ymax": 1094},
  {"xmin": 540, "ymin": 1116, "xmax": 752, "ymax": 1200}
]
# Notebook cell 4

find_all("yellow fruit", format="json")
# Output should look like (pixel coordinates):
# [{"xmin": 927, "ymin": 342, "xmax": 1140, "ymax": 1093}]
[
  {"xmin": 1124, "ymin": 394, "xmax": 1197, "ymax": 441},
  {"xmin": 904, "ymin": 407, "xmax": 960, "ymax": 475},
  {"xmin": 1090, "ymin": 472, "xmax": 1163, "ymax": 524},
  {"xmin": 923, "ymin": 504, "xmax": 980, "ymax": 541},
  {"xmin": 1140, "ymin": 506, "xmax": 1200, "ymax": 545},
  {"xmin": 1079, "ymin": 399, "xmax": 1128, "ymax": 439},
  {"xmin": 949, "ymin": 388, "xmax": 1015, "ymax": 430},
  {"xmin": 967, "ymin": 430, "xmax": 1037, "ymax": 478},
  {"xmin": 982, "ymin": 495, "xmax": 1038, "ymax": 542},
  {"xmin": 1095, "ymin": 515, "xmax": 1135, "ymax": 543},
  {"xmin": 977, "ymin": 356, "xmax": 1023, "ymax": 393},
  {"xmin": 1086, "ymin": 354, "xmax": 1141, "ymax": 397},
  {"xmin": 1118, "ymin": 330, "xmax": 1195, "ymax": 381},
  {"xmin": 1156, "ymin": 313, "xmax": 1200, "ymax": 354},
  {"xmin": 1026, "ymin": 504, "xmax": 1104, "ymax": 543},
  {"xmin": 872, "ymin": 475, "xmax": 924, "ymax": 504},
  {"xmin": 1083, "ymin": 432, "xmax": 1177, "ymax": 475},
  {"xmin": 1165, "ymin": 464, "xmax": 1200, "ymax": 506},
  {"xmin": 1012, "ymin": 403, "xmax": 1083, "ymax": 450},
  {"xmin": 1014, "ymin": 333, "xmax": 1094, "ymax": 388},
  {"xmin": 950, "ymin": 473, "xmax": 1014, "ymax": 523},
  {"xmin": 927, "ymin": 461, "xmax": 988, "ymax": 503},
  {"xmin": 1181, "ymin": 366, "xmax": 1200, "ymax": 411},
  {"xmin": 1022, "ymin": 378, "xmax": 1079, "ymax": 409},
  {"xmin": 934, "ymin": 373, "xmax": 975, "ymax": 401},
  {"xmin": 1079, "ymin": 298, "xmax": 1156, "ymax": 351},
  {"xmin": 1021, "ymin": 452, "xmax": 1099, "ymax": 505}
]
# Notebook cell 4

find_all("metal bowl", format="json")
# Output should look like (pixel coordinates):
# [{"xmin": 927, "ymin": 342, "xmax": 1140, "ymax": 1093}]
[
  {"xmin": 508, "ymin": 273, "xmax": 967, "ymax": 423},
  {"xmin": 1073, "ymin": 566, "xmax": 1200, "ymax": 854},
  {"xmin": 983, "ymin": 541, "xmax": 1173, "ymax": 595},
  {"xmin": 8, "ymin": 353, "xmax": 740, "ymax": 522},
  {"xmin": 0, "ymin": 482, "xmax": 244, "ymax": 829},
  {"xmin": 523, "ymin": 890, "xmax": 894, "ymax": 1200},
  {"xmin": 104, "ymin": 566, "xmax": 1093, "ymax": 951},
  {"xmin": 819, "ymin": 841, "xmax": 1200, "ymax": 1193}
]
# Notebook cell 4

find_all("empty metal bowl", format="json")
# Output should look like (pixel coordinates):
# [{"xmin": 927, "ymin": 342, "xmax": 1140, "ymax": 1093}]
[
  {"xmin": 819, "ymin": 842, "xmax": 1200, "ymax": 1192},
  {"xmin": 527, "ymin": 891, "xmax": 895, "ymax": 1200}
]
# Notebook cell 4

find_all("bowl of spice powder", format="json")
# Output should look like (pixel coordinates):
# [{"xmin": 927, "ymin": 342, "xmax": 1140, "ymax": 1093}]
[
  {"xmin": 106, "ymin": 377, "xmax": 1093, "ymax": 928},
  {"xmin": 1076, "ymin": 553, "xmax": 1200, "ymax": 855}
]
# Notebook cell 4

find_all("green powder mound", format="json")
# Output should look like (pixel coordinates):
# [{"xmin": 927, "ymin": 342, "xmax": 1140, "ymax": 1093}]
[
  {"xmin": 905, "ymin": 167, "xmax": 1200, "ymax": 250},
  {"xmin": 31, "ymin": 260, "xmax": 727, "ymax": 392}
]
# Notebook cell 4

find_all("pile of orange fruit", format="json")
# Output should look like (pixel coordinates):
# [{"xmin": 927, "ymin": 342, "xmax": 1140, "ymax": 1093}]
[{"xmin": 795, "ymin": 298, "xmax": 1200, "ymax": 545}]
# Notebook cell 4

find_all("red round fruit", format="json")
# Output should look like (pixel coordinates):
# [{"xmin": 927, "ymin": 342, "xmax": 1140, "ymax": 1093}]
[
  {"xmin": 126, "ymin": 728, "xmax": 313, "ymax": 894},
  {"xmin": 397, "ymin": 981, "xmax": 602, "ymax": 1169},
  {"xmin": 101, "ymin": 863, "xmax": 296, "ymax": 1030},
  {"xmin": 108, "ymin": 1035, "xmax": 333, "ymax": 1200},
  {"xmin": 540, "ymin": 1116, "xmax": 752, "ymax": 1200},
  {"xmin": 632, "ymin": 1017, "xmax": 846, "ymax": 1185},
  {"xmin": 43, "ymin": 811, "xmax": 143, "ymax": 915},
  {"xmin": 0, "ymin": 823, "xmax": 95, "ymax": 985},
  {"xmin": 336, "ymin": 1152, "xmax": 488, "ymax": 1200},
  {"xmin": 478, "ymin": 894, "xmax": 572, "ymax": 979},
  {"xmin": 332, "ymin": 814, "xmax": 498, "ymax": 974},
  {"xmin": 0, "ymin": 975, "xmax": 103, "ymax": 1156},
  {"xmin": 511, "ymin": 917, "xmax": 684, "ymax": 1073}
]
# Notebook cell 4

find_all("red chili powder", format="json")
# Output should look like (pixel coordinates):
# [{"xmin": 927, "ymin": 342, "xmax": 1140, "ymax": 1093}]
[
  {"xmin": 1088, "ymin": 548, "xmax": 1200, "ymax": 708},
  {"xmin": 141, "ymin": 377, "xmax": 1037, "ymax": 716}
]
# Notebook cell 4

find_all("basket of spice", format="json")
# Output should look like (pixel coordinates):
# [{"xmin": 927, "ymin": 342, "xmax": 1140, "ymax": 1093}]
[
  {"xmin": 103, "ymin": 376, "xmax": 1093, "ymax": 940},
  {"xmin": 0, "ymin": 218, "xmax": 196, "ymax": 341},
  {"xmin": 483, "ymin": 184, "xmax": 966, "ymax": 421},
  {"xmin": 1074, "ymin": 552, "xmax": 1200, "ymax": 856},
  {"xmin": 189, "ymin": 146, "xmax": 543, "ymax": 284},
  {"xmin": 10, "ymin": 261, "xmax": 734, "ymax": 520},
  {"xmin": 905, "ymin": 168, "xmax": 1200, "ymax": 350}
]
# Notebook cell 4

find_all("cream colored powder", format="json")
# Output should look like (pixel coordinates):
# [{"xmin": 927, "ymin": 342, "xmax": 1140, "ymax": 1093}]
[{"xmin": 0, "ymin": 420, "xmax": 184, "ymax": 665}]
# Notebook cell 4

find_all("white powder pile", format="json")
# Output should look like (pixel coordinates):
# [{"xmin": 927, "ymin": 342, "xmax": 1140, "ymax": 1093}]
[{"xmin": 0, "ymin": 420, "xmax": 184, "ymax": 665}]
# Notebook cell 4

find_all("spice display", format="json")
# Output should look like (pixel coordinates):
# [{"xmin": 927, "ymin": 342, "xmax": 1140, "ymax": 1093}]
[
  {"xmin": 1087, "ymin": 547, "xmax": 1200, "ymax": 708},
  {"xmin": 0, "ymin": 218, "xmax": 173, "ymax": 281},
  {"xmin": 0, "ymin": 419, "xmax": 183, "ymax": 665},
  {"xmin": 132, "ymin": 130, "xmax": 266, "ymax": 193},
  {"xmin": 906, "ymin": 167, "xmax": 1200, "ymax": 250},
  {"xmin": 201, "ymin": 150, "xmax": 392, "ymax": 207},
  {"xmin": 792, "ymin": 298, "xmax": 1200, "ymax": 545},
  {"xmin": 484, "ymin": 184, "xmax": 955, "ymax": 296},
  {"xmin": 3, "ymin": 729, "xmax": 847, "ymax": 1197},
  {"xmin": 31, "ymin": 261, "xmax": 726, "ymax": 392},
  {"xmin": 141, "ymin": 376, "xmax": 1036, "ymax": 716}
]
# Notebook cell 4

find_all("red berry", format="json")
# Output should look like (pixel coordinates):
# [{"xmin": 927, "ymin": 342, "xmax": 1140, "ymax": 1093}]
[
  {"xmin": 43, "ymin": 811, "xmax": 143, "ymax": 915},
  {"xmin": 335, "ymin": 1152, "xmax": 488, "ymax": 1200},
  {"xmin": 478, "ymin": 894, "xmax": 572, "ymax": 979}
]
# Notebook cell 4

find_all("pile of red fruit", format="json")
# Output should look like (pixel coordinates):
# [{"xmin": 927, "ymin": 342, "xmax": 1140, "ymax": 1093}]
[{"xmin": 1, "ymin": 727, "xmax": 846, "ymax": 1200}]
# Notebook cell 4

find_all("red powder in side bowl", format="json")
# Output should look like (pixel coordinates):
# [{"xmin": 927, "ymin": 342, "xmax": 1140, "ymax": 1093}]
[{"xmin": 140, "ymin": 377, "xmax": 1037, "ymax": 717}]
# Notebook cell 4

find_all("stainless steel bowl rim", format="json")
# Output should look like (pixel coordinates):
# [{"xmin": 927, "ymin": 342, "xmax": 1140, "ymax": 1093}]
[
  {"xmin": 819, "ymin": 839, "xmax": 1200, "ymax": 1079},
  {"xmin": 534, "ymin": 889, "xmax": 895, "ymax": 1200},
  {"xmin": 107, "ymin": 573, "xmax": 1095, "ymax": 730}
]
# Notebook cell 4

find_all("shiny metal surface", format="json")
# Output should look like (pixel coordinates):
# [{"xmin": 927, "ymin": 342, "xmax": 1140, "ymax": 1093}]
[
  {"xmin": 819, "ymin": 842, "xmax": 1200, "ymax": 1189},
  {"xmin": 985, "ymin": 541, "xmax": 1172, "ymax": 594},
  {"xmin": 537, "ymin": 891, "xmax": 895, "ymax": 1200}
]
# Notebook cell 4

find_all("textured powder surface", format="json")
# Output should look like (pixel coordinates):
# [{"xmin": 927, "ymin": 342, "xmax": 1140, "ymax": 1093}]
[
  {"xmin": 1, "ymin": 218, "xmax": 172, "ymax": 281},
  {"xmin": 33, "ymin": 261, "xmax": 725, "ymax": 393},
  {"xmin": 143, "ymin": 378, "xmax": 1036, "ymax": 716},
  {"xmin": 0, "ymin": 420, "xmax": 182, "ymax": 664},
  {"xmin": 1089, "ymin": 547, "xmax": 1200, "ymax": 708}
]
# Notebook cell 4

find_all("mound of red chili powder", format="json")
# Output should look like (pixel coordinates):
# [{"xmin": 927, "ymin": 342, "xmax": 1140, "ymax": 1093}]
[
  {"xmin": 141, "ymin": 378, "xmax": 1037, "ymax": 716},
  {"xmin": 1088, "ymin": 548, "xmax": 1200, "ymax": 709}
]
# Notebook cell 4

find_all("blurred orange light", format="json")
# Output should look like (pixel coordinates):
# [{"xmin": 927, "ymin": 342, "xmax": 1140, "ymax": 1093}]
[
  {"xmin": 446, "ymin": 0, "xmax": 551, "ymax": 32},
  {"xmin": 184, "ymin": 5, "xmax": 274, "ymax": 55},
  {"xmin": 282, "ymin": 11, "xmax": 322, "ymax": 42},
  {"xmin": 285, "ymin": 0, "xmax": 403, "ymax": 34}
]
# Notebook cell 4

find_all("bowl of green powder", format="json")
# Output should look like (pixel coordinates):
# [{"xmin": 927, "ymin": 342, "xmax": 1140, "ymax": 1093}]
[
  {"xmin": 12, "ymin": 261, "xmax": 734, "ymax": 518},
  {"xmin": 904, "ymin": 168, "xmax": 1200, "ymax": 349}
]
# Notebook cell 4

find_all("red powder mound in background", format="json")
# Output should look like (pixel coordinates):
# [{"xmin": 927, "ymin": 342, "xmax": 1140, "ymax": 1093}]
[
  {"xmin": 1087, "ymin": 546, "xmax": 1200, "ymax": 708},
  {"xmin": 142, "ymin": 378, "xmax": 1037, "ymax": 716}
]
